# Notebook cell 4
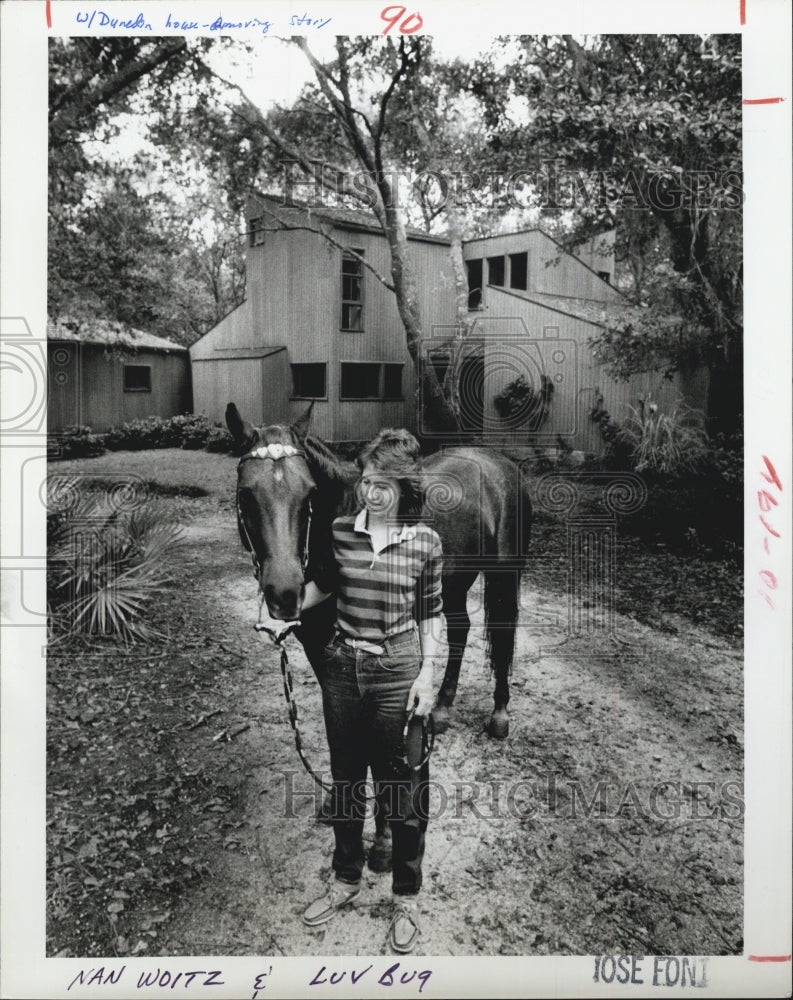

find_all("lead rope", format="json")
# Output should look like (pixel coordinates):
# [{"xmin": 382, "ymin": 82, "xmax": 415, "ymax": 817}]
[
  {"xmin": 254, "ymin": 621, "xmax": 336, "ymax": 796},
  {"xmin": 255, "ymin": 620, "xmax": 433, "ymax": 794}
]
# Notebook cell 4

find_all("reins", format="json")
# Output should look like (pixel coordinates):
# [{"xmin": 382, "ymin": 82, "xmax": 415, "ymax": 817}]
[
  {"xmin": 254, "ymin": 621, "xmax": 336, "ymax": 796},
  {"xmin": 239, "ymin": 440, "xmax": 434, "ymax": 797}
]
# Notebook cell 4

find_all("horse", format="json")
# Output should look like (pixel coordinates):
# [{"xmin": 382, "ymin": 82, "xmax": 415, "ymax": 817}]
[{"xmin": 226, "ymin": 402, "xmax": 532, "ymax": 739}]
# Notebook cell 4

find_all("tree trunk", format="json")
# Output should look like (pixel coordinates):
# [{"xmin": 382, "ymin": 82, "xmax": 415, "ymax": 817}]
[{"xmin": 379, "ymin": 190, "xmax": 462, "ymax": 443}]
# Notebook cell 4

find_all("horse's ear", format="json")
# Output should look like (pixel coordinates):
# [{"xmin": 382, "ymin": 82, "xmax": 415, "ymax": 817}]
[
  {"xmin": 291, "ymin": 401, "xmax": 314, "ymax": 445},
  {"xmin": 225, "ymin": 403, "xmax": 258, "ymax": 452}
]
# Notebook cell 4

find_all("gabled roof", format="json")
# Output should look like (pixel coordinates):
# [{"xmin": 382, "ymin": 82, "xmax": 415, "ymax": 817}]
[
  {"xmin": 48, "ymin": 316, "xmax": 187, "ymax": 352},
  {"xmin": 249, "ymin": 192, "xmax": 450, "ymax": 246}
]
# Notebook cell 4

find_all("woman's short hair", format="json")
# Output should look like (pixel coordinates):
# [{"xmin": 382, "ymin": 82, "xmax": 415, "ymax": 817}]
[{"xmin": 358, "ymin": 428, "xmax": 424, "ymax": 522}]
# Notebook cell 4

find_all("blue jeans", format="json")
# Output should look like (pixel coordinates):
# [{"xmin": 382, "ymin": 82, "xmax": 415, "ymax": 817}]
[{"xmin": 319, "ymin": 629, "xmax": 429, "ymax": 896}]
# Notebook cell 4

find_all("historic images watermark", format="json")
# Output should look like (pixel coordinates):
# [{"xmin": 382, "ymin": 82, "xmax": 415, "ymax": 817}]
[
  {"xmin": 280, "ymin": 159, "xmax": 744, "ymax": 213},
  {"xmin": 279, "ymin": 769, "xmax": 744, "ymax": 823}
]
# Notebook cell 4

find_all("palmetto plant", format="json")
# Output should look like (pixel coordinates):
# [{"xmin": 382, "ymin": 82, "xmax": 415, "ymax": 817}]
[
  {"xmin": 622, "ymin": 397, "xmax": 709, "ymax": 477},
  {"xmin": 47, "ymin": 478, "xmax": 184, "ymax": 642}
]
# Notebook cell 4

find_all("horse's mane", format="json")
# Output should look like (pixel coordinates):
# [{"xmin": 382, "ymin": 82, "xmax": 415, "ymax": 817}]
[{"xmin": 303, "ymin": 435, "xmax": 359, "ymax": 488}]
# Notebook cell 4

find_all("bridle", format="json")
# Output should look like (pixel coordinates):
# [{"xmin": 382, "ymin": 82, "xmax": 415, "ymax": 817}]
[
  {"xmin": 235, "ymin": 442, "xmax": 314, "ymax": 590},
  {"xmin": 238, "ymin": 440, "xmax": 434, "ymax": 799}
]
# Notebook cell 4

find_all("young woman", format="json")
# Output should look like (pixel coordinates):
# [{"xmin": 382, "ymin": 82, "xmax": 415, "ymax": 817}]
[{"xmin": 293, "ymin": 428, "xmax": 444, "ymax": 953}]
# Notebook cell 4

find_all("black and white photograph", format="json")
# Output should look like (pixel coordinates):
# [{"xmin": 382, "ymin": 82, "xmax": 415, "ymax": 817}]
[{"xmin": 0, "ymin": 2, "xmax": 790, "ymax": 997}]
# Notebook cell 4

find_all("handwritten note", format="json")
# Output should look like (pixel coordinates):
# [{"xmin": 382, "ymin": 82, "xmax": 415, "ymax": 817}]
[
  {"xmin": 72, "ymin": 10, "xmax": 335, "ymax": 34},
  {"xmin": 757, "ymin": 455, "xmax": 783, "ymax": 609}
]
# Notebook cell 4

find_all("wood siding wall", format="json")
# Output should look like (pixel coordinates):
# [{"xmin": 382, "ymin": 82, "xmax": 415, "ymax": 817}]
[
  {"xmin": 463, "ymin": 230, "xmax": 622, "ymax": 304},
  {"xmin": 241, "ymin": 199, "xmax": 458, "ymax": 440},
  {"xmin": 47, "ymin": 342, "xmax": 191, "ymax": 433},
  {"xmin": 471, "ymin": 289, "xmax": 710, "ymax": 453}
]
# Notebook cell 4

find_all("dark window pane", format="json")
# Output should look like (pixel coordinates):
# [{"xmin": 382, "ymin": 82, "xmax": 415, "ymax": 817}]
[
  {"xmin": 383, "ymin": 364, "xmax": 403, "ymax": 399},
  {"xmin": 509, "ymin": 252, "xmax": 527, "ymax": 290},
  {"xmin": 342, "ymin": 250, "xmax": 363, "ymax": 275},
  {"xmin": 342, "ymin": 304, "xmax": 363, "ymax": 331},
  {"xmin": 341, "ymin": 250, "xmax": 364, "ymax": 330},
  {"xmin": 291, "ymin": 363, "xmax": 326, "ymax": 398},
  {"xmin": 341, "ymin": 363, "xmax": 380, "ymax": 399},
  {"xmin": 342, "ymin": 275, "xmax": 362, "ymax": 301},
  {"xmin": 249, "ymin": 217, "xmax": 266, "ymax": 247},
  {"xmin": 124, "ymin": 365, "xmax": 151, "ymax": 391},
  {"xmin": 466, "ymin": 258, "xmax": 483, "ymax": 309},
  {"xmin": 487, "ymin": 255, "xmax": 505, "ymax": 286}
]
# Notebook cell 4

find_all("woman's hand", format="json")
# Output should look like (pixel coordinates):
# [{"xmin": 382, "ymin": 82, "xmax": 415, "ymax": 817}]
[{"xmin": 407, "ymin": 662, "xmax": 435, "ymax": 717}]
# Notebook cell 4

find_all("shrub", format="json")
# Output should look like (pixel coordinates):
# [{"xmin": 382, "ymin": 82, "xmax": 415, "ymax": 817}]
[
  {"xmin": 47, "ymin": 477, "xmax": 183, "ymax": 641},
  {"xmin": 105, "ymin": 414, "xmax": 225, "ymax": 451},
  {"xmin": 104, "ymin": 416, "xmax": 166, "ymax": 451},
  {"xmin": 493, "ymin": 374, "xmax": 554, "ymax": 430},
  {"xmin": 622, "ymin": 396, "xmax": 709, "ymax": 477},
  {"xmin": 51, "ymin": 426, "xmax": 106, "ymax": 460},
  {"xmin": 179, "ymin": 414, "xmax": 214, "ymax": 449},
  {"xmin": 204, "ymin": 426, "xmax": 234, "ymax": 453}
]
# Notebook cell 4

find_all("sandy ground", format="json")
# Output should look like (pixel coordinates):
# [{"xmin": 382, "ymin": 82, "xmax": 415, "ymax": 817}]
[{"xmin": 156, "ymin": 515, "xmax": 743, "ymax": 958}]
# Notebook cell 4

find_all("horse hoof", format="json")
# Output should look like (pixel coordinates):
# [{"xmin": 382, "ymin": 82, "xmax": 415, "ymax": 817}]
[
  {"xmin": 487, "ymin": 711, "xmax": 509, "ymax": 739},
  {"xmin": 432, "ymin": 704, "xmax": 451, "ymax": 733},
  {"xmin": 368, "ymin": 831, "xmax": 393, "ymax": 873}
]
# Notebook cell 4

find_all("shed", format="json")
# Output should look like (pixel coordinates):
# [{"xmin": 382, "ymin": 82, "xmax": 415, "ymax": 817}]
[{"xmin": 47, "ymin": 317, "xmax": 191, "ymax": 433}]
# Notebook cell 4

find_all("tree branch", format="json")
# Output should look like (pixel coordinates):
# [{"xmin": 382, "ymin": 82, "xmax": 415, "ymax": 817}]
[
  {"xmin": 252, "ymin": 207, "xmax": 396, "ymax": 293},
  {"xmin": 49, "ymin": 39, "xmax": 187, "ymax": 144},
  {"xmin": 205, "ymin": 65, "xmax": 381, "ymax": 213}
]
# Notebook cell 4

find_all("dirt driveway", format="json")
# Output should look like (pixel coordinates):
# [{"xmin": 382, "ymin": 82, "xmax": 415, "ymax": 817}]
[{"xmin": 155, "ymin": 510, "xmax": 743, "ymax": 959}]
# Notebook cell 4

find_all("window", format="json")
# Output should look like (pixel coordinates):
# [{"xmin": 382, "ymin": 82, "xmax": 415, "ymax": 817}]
[
  {"xmin": 383, "ymin": 364, "xmax": 403, "ymax": 399},
  {"xmin": 123, "ymin": 365, "xmax": 151, "ymax": 392},
  {"xmin": 509, "ymin": 252, "xmax": 528, "ymax": 290},
  {"xmin": 341, "ymin": 362, "xmax": 380, "ymax": 399},
  {"xmin": 487, "ymin": 255, "xmax": 505, "ymax": 287},
  {"xmin": 597, "ymin": 270, "xmax": 611, "ymax": 284},
  {"xmin": 291, "ymin": 363, "xmax": 327, "ymax": 399},
  {"xmin": 340, "ymin": 363, "xmax": 404, "ymax": 400},
  {"xmin": 341, "ymin": 249, "xmax": 364, "ymax": 331},
  {"xmin": 466, "ymin": 258, "xmax": 483, "ymax": 309},
  {"xmin": 249, "ymin": 216, "xmax": 266, "ymax": 247}
]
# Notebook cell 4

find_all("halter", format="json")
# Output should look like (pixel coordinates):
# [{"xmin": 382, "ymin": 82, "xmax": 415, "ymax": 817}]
[{"xmin": 235, "ymin": 443, "xmax": 314, "ymax": 589}]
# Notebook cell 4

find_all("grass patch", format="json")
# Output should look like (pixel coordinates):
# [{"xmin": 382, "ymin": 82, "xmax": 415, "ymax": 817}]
[{"xmin": 52, "ymin": 450, "xmax": 237, "ymax": 501}]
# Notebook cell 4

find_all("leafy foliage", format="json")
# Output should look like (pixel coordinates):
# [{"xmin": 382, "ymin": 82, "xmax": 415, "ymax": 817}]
[
  {"xmin": 621, "ymin": 397, "xmax": 709, "ymax": 476},
  {"xmin": 54, "ymin": 425, "xmax": 107, "ymax": 459},
  {"xmin": 462, "ymin": 35, "xmax": 742, "ymax": 432},
  {"xmin": 47, "ymin": 479, "xmax": 184, "ymax": 641},
  {"xmin": 493, "ymin": 373, "xmax": 554, "ymax": 430}
]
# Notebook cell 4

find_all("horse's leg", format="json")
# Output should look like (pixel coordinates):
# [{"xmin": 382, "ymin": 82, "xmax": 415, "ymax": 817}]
[
  {"xmin": 483, "ymin": 567, "xmax": 522, "ymax": 739},
  {"xmin": 433, "ymin": 571, "xmax": 477, "ymax": 734}
]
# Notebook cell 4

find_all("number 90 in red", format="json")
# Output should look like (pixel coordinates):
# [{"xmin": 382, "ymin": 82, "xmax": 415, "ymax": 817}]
[{"xmin": 380, "ymin": 5, "xmax": 423, "ymax": 35}]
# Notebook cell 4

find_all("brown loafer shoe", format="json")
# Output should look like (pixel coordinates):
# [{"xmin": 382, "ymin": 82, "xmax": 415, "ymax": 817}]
[
  {"xmin": 388, "ymin": 896, "xmax": 420, "ymax": 953},
  {"xmin": 303, "ymin": 877, "xmax": 360, "ymax": 927}
]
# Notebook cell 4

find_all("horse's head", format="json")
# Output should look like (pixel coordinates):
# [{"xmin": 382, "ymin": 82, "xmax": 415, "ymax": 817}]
[{"xmin": 226, "ymin": 402, "xmax": 316, "ymax": 620}]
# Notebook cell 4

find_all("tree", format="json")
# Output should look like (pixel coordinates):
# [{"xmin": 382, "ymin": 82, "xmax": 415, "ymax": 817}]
[
  {"xmin": 48, "ymin": 37, "xmax": 247, "ymax": 346},
  {"xmin": 458, "ymin": 34, "xmax": 743, "ymax": 434}
]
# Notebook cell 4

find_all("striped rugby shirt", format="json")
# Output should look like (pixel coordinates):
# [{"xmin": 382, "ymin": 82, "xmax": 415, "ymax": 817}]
[{"xmin": 331, "ymin": 508, "xmax": 443, "ymax": 643}]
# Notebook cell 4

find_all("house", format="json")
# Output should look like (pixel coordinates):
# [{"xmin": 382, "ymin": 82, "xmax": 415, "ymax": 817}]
[
  {"xmin": 189, "ymin": 193, "xmax": 455, "ymax": 441},
  {"xmin": 448, "ymin": 229, "xmax": 709, "ymax": 451},
  {"xmin": 47, "ymin": 317, "xmax": 191, "ymax": 433},
  {"xmin": 189, "ymin": 194, "xmax": 709, "ymax": 450}
]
